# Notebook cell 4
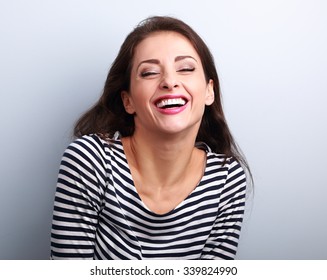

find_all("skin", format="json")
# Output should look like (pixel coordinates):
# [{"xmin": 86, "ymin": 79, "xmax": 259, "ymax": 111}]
[{"xmin": 121, "ymin": 31, "xmax": 214, "ymax": 214}]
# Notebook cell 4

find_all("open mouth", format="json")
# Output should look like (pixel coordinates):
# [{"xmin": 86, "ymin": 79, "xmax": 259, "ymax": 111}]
[{"xmin": 156, "ymin": 97, "xmax": 187, "ymax": 109}]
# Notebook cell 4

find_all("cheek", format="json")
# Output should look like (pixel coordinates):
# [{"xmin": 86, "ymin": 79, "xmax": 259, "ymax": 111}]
[
  {"xmin": 183, "ymin": 80, "xmax": 209, "ymax": 100},
  {"xmin": 132, "ymin": 81, "xmax": 158, "ymax": 101}
]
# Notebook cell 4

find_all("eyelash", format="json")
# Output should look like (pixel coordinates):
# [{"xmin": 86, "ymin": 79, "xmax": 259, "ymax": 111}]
[
  {"xmin": 140, "ymin": 71, "xmax": 158, "ymax": 77},
  {"xmin": 178, "ymin": 67, "xmax": 195, "ymax": 72},
  {"xmin": 140, "ymin": 68, "xmax": 195, "ymax": 77}
]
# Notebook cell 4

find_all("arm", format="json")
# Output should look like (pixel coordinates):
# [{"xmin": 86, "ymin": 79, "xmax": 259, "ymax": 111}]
[
  {"xmin": 201, "ymin": 159, "xmax": 247, "ymax": 259},
  {"xmin": 51, "ymin": 136, "xmax": 107, "ymax": 259}
]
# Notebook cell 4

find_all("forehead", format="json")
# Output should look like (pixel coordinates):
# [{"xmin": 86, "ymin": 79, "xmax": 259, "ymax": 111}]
[{"xmin": 133, "ymin": 31, "xmax": 200, "ymax": 62}]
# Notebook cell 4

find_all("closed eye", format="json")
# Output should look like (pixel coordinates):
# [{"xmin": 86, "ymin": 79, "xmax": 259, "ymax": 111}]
[
  {"xmin": 140, "ymin": 71, "xmax": 160, "ymax": 77},
  {"xmin": 177, "ymin": 67, "xmax": 195, "ymax": 73}
]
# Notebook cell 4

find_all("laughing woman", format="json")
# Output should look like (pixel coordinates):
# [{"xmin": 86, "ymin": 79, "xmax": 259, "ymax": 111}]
[{"xmin": 51, "ymin": 16, "xmax": 251, "ymax": 260}]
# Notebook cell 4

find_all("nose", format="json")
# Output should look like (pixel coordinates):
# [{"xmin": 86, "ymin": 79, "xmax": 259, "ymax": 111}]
[{"xmin": 159, "ymin": 72, "xmax": 180, "ymax": 90}]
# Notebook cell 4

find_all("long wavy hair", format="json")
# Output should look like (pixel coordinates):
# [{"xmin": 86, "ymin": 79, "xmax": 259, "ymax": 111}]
[{"xmin": 74, "ymin": 16, "xmax": 251, "ymax": 178}]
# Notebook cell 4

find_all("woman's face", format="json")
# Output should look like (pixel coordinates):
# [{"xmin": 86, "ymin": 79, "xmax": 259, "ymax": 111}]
[{"xmin": 121, "ymin": 31, "xmax": 214, "ymax": 137}]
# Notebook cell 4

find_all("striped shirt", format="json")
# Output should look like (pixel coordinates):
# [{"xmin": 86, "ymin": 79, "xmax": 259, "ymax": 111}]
[{"xmin": 51, "ymin": 134, "xmax": 246, "ymax": 259}]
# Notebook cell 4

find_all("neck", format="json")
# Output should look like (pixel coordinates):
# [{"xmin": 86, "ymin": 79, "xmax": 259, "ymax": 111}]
[{"xmin": 122, "ymin": 130, "xmax": 200, "ymax": 188}]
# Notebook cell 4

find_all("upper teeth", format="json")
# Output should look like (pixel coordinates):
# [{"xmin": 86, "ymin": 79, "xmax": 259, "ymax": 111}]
[{"xmin": 156, "ymin": 98, "xmax": 186, "ymax": 108}]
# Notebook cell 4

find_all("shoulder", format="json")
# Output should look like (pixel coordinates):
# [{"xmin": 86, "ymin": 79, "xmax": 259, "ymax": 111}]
[
  {"xmin": 197, "ymin": 141, "xmax": 245, "ymax": 175},
  {"xmin": 206, "ymin": 152, "xmax": 246, "ymax": 183},
  {"xmin": 62, "ymin": 134, "xmax": 122, "ymax": 166},
  {"xmin": 204, "ymin": 153, "xmax": 247, "ymax": 210},
  {"xmin": 68, "ymin": 134, "xmax": 123, "ymax": 152},
  {"xmin": 66, "ymin": 134, "xmax": 106, "ymax": 156}
]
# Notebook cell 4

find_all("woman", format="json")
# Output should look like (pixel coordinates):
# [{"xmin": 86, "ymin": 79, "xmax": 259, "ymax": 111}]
[{"xmin": 51, "ymin": 16, "xmax": 250, "ymax": 260}]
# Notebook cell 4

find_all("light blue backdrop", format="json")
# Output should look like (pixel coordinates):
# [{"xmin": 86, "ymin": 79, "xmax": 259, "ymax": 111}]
[{"xmin": 0, "ymin": 0, "xmax": 326, "ymax": 259}]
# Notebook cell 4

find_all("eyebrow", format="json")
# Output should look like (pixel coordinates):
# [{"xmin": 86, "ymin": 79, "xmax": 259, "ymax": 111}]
[
  {"xmin": 136, "ymin": 55, "xmax": 197, "ymax": 70},
  {"xmin": 175, "ymin": 55, "xmax": 197, "ymax": 62}
]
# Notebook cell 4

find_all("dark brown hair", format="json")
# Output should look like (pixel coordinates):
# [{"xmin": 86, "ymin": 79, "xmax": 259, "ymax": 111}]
[{"xmin": 74, "ymin": 16, "xmax": 251, "ymax": 177}]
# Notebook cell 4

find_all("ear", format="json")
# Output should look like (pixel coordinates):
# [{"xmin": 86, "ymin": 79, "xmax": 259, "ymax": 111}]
[
  {"xmin": 205, "ymin": 79, "xmax": 215, "ymax": 106},
  {"xmin": 121, "ymin": 91, "xmax": 136, "ymax": 114}
]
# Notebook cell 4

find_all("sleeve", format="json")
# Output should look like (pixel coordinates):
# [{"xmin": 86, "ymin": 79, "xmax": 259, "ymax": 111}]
[
  {"xmin": 50, "ymin": 136, "xmax": 108, "ymax": 259},
  {"xmin": 201, "ymin": 158, "xmax": 247, "ymax": 260}
]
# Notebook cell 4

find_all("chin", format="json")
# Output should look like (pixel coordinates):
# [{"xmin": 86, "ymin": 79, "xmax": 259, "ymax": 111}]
[{"xmin": 158, "ymin": 125, "xmax": 199, "ymax": 137}]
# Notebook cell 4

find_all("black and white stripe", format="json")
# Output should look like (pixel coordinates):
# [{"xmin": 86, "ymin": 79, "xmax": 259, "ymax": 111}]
[{"xmin": 51, "ymin": 134, "xmax": 246, "ymax": 259}]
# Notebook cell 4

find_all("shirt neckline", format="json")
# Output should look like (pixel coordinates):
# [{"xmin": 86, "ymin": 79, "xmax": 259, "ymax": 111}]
[{"xmin": 112, "ymin": 138, "xmax": 210, "ymax": 217}]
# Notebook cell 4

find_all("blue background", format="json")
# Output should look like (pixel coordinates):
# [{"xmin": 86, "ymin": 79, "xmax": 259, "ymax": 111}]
[{"xmin": 0, "ymin": 0, "xmax": 326, "ymax": 259}]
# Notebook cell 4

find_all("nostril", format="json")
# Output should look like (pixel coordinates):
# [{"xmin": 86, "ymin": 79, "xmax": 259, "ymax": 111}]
[
  {"xmin": 161, "ymin": 84, "xmax": 179, "ymax": 90},
  {"xmin": 159, "ymin": 78, "xmax": 180, "ymax": 90}
]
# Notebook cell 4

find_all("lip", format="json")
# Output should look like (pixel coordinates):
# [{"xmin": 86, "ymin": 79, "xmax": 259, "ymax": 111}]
[{"xmin": 153, "ymin": 94, "xmax": 189, "ymax": 115}]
